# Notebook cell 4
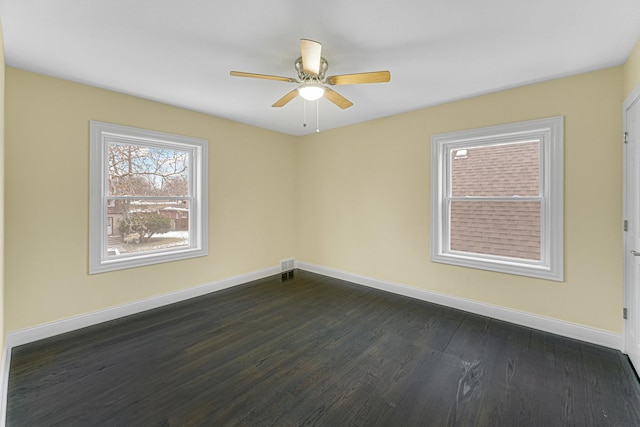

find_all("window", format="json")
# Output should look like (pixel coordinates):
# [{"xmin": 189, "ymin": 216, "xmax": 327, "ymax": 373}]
[
  {"xmin": 431, "ymin": 116, "xmax": 563, "ymax": 281},
  {"xmin": 90, "ymin": 121, "xmax": 208, "ymax": 274}
]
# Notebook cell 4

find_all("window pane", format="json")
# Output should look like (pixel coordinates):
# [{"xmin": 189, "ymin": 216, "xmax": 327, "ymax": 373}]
[
  {"xmin": 450, "ymin": 200, "xmax": 541, "ymax": 260},
  {"xmin": 108, "ymin": 143, "xmax": 189, "ymax": 197},
  {"xmin": 107, "ymin": 199, "xmax": 190, "ymax": 257},
  {"xmin": 450, "ymin": 140, "xmax": 540, "ymax": 197}
]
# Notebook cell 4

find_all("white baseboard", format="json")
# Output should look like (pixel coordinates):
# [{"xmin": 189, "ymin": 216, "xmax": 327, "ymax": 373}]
[
  {"xmin": 5, "ymin": 265, "xmax": 280, "ymax": 350},
  {"xmin": 296, "ymin": 261, "xmax": 622, "ymax": 350},
  {"xmin": 12, "ymin": 261, "xmax": 611, "ymax": 351},
  {"xmin": 0, "ymin": 345, "xmax": 11, "ymax": 427},
  {"xmin": 0, "ymin": 261, "xmax": 623, "ymax": 426},
  {"xmin": 0, "ymin": 264, "xmax": 281, "ymax": 427}
]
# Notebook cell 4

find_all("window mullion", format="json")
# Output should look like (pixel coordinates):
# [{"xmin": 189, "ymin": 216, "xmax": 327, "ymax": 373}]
[
  {"xmin": 107, "ymin": 196, "xmax": 189, "ymax": 201},
  {"xmin": 447, "ymin": 196, "xmax": 543, "ymax": 202}
]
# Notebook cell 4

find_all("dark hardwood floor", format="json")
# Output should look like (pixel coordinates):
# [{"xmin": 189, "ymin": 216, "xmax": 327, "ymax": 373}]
[{"xmin": 7, "ymin": 270, "xmax": 640, "ymax": 426}]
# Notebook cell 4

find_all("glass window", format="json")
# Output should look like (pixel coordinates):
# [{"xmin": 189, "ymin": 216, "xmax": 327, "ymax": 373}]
[
  {"xmin": 90, "ymin": 121, "xmax": 208, "ymax": 274},
  {"xmin": 431, "ymin": 117, "xmax": 563, "ymax": 281}
]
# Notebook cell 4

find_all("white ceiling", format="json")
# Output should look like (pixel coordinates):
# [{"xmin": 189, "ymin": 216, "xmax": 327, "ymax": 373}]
[{"xmin": 1, "ymin": 1, "xmax": 640, "ymax": 136}]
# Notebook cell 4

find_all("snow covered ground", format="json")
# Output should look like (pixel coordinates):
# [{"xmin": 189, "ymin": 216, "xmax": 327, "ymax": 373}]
[
  {"xmin": 161, "ymin": 231, "xmax": 189, "ymax": 239},
  {"xmin": 110, "ymin": 230, "xmax": 189, "ymax": 254}
]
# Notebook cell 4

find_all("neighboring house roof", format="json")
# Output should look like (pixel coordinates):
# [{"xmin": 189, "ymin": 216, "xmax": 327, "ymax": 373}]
[{"xmin": 450, "ymin": 141, "xmax": 541, "ymax": 261}]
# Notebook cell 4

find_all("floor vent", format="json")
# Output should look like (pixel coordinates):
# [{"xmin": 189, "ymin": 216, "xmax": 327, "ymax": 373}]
[
  {"xmin": 281, "ymin": 259, "xmax": 295, "ymax": 282},
  {"xmin": 280, "ymin": 258, "xmax": 295, "ymax": 272}
]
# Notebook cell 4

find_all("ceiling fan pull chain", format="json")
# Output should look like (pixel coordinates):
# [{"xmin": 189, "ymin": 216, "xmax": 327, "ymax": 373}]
[
  {"xmin": 303, "ymin": 100, "xmax": 307, "ymax": 128},
  {"xmin": 316, "ymin": 100, "xmax": 320, "ymax": 133}
]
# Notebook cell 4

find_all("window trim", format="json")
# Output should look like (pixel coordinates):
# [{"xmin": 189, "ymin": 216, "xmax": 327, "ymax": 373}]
[
  {"xmin": 89, "ymin": 121, "xmax": 208, "ymax": 274},
  {"xmin": 430, "ymin": 116, "xmax": 563, "ymax": 281}
]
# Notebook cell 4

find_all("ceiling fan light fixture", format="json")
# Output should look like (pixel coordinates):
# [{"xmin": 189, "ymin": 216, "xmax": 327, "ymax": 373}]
[{"xmin": 298, "ymin": 85, "xmax": 325, "ymax": 101}]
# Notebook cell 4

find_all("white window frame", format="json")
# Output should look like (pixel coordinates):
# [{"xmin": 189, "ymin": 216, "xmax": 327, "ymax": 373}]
[
  {"xmin": 89, "ymin": 121, "xmax": 208, "ymax": 274},
  {"xmin": 431, "ymin": 116, "xmax": 563, "ymax": 281}
]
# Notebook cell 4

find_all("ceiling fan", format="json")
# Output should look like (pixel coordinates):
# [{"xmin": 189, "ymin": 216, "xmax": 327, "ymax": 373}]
[{"xmin": 230, "ymin": 39, "xmax": 391, "ymax": 109}]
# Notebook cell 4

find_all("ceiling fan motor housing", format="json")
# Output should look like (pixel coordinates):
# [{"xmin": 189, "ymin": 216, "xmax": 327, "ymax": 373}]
[{"xmin": 295, "ymin": 57, "xmax": 328, "ymax": 82}]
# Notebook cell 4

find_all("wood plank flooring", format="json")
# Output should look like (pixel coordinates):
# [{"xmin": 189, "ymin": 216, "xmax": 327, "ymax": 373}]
[{"xmin": 7, "ymin": 270, "xmax": 640, "ymax": 426}]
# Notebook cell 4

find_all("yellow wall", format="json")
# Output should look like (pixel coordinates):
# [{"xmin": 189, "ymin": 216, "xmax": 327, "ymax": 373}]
[
  {"xmin": 297, "ymin": 66, "xmax": 624, "ymax": 333},
  {"xmin": 5, "ymin": 68, "xmax": 297, "ymax": 332},
  {"xmin": 4, "ymin": 61, "xmax": 631, "ymax": 336},
  {"xmin": 624, "ymin": 37, "xmax": 640, "ymax": 97}
]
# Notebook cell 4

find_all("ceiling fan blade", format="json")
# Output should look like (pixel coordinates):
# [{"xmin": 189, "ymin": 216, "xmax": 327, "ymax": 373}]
[
  {"xmin": 272, "ymin": 89, "xmax": 299, "ymax": 107},
  {"xmin": 327, "ymin": 71, "xmax": 391, "ymax": 85},
  {"xmin": 324, "ymin": 88, "xmax": 353, "ymax": 109},
  {"xmin": 300, "ymin": 39, "xmax": 322, "ymax": 75},
  {"xmin": 230, "ymin": 71, "xmax": 296, "ymax": 83}
]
